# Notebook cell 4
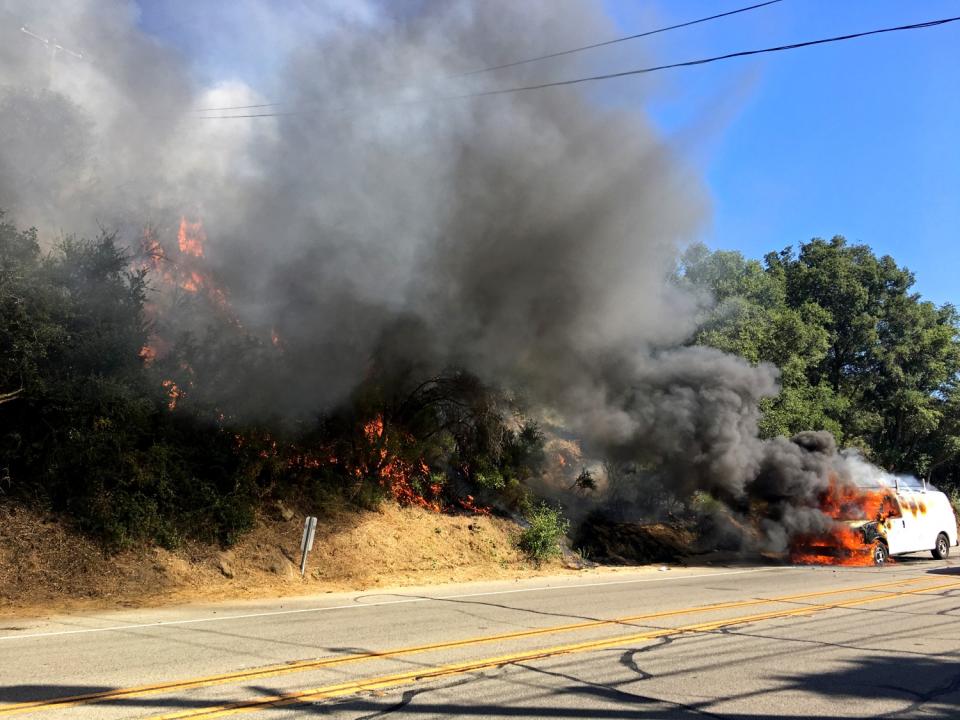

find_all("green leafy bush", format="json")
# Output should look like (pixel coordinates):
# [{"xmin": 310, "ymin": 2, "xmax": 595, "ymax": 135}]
[
  {"xmin": 0, "ymin": 217, "xmax": 264, "ymax": 547},
  {"xmin": 474, "ymin": 468, "xmax": 506, "ymax": 492},
  {"xmin": 518, "ymin": 502, "xmax": 569, "ymax": 563}
]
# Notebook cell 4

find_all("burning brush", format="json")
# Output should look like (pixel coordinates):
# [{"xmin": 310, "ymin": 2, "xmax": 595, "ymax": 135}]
[{"xmin": 137, "ymin": 216, "xmax": 279, "ymax": 414}]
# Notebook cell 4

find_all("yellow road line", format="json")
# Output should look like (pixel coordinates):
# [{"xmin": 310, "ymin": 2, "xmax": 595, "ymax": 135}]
[
  {"xmin": 0, "ymin": 574, "xmax": 933, "ymax": 717},
  {"xmin": 146, "ymin": 577, "xmax": 960, "ymax": 719}
]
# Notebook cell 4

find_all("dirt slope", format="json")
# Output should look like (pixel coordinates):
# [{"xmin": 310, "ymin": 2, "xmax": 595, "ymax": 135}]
[{"xmin": 0, "ymin": 502, "xmax": 560, "ymax": 617}]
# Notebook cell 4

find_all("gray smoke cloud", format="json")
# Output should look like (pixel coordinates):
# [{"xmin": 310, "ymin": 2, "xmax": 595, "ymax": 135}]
[{"xmin": 0, "ymin": 0, "xmax": 884, "ymax": 549}]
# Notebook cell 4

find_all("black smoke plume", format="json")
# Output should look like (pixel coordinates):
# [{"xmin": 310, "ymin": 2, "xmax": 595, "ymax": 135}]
[{"xmin": 0, "ymin": 0, "xmax": 887, "ymax": 550}]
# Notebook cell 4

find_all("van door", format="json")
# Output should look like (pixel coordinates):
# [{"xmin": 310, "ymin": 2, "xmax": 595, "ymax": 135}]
[
  {"xmin": 882, "ymin": 497, "xmax": 919, "ymax": 554},
  {"xmin": 893, "ymin": 494, "xmax": 927, "ymax": 553},
  {"xmin": 911, "ymin": 493, "xmax": 938, "ymax": 551}
]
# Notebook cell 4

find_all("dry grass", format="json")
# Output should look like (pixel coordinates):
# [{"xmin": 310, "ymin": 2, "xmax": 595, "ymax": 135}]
[{"xmin": 0, "ymin": 502, "xmax": 560, "ymax": 618}]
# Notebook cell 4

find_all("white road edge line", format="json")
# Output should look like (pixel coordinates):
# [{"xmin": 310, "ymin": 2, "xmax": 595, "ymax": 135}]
[{"xmin": 0, "ymin": 567, "xmax": 795, "ymax": 641}]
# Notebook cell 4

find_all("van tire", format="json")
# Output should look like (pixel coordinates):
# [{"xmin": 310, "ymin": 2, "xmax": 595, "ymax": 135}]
[
  {"xmin": 873, "ymin": 541, "xmax": 888, "ymax": 566},
  {"xmin": 932, "ymin": 533, "xmax": 950, "ymax": 560}
]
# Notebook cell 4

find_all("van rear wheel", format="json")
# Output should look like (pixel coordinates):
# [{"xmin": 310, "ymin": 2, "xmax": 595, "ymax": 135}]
[{"xmin": 932, "ymin": 533, "xmax": 950, "ymax": 560}]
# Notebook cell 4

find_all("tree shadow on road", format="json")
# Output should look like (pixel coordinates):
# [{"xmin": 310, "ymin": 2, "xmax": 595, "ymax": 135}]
[
  {"xmin": 3, "ymin": 645, "xmax": 960, "ymax": 719},
  {"xmin": 927, "ymin": 565, "xmax": 960, "ymax": 576},
  {"xmin": 0, "ymin": 684, "xmax": 113, "ymax": 703}
]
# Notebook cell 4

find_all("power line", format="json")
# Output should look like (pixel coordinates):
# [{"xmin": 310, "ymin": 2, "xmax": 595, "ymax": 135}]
[
  {"xmin": 192, "ymin": 0, "xmax": 784, "ymax": 114},
  {"xmin": 457, "ymin": 0, "xmax": 784, "ymax": 77},
  {"xmin": 454, "ymin": 15, "xmax": 960, "ymax": 101},
  {"xmin": 198, "ymin": 15, "xmax": 960, "ymax": 119}
]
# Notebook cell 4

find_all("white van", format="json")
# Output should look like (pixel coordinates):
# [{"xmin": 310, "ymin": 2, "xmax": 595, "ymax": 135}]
[{"xmin": 865, "ymin": 484, "xmax": 959, "ymax": 565}]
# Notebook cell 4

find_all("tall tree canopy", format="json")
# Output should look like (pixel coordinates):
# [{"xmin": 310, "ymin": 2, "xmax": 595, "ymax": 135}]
[{"xmin": 681, "ymin": 236, "xmax": 960, "ymax": 484}]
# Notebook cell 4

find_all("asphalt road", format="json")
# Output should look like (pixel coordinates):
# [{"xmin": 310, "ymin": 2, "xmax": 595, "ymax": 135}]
[{"xmin": 2, "ymin": 556, "xmax": 959, "ymax": 719}]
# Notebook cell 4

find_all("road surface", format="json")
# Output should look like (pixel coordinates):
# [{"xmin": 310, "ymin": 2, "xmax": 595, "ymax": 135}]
[{"xmin": 1, "ymin": 557, "xmax": 959, "ymax": 719}]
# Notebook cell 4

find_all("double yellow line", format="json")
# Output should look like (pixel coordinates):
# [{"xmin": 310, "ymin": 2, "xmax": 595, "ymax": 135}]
[
  {"xmin": 150, "ymin": 576, "xmax": 960, "ymax": 720},
  {"xmin": 0, "ymin": 575, "xmax": 949, "ymax": 719}
]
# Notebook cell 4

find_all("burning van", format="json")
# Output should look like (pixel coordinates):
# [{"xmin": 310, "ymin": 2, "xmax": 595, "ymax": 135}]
[
  {"xmin": 791, "ymin": 477, "xmax": 959, "ymax": 566},
  {"xmin": 864, "ymin": 482, "xmax": 958, "ymax": 564}
]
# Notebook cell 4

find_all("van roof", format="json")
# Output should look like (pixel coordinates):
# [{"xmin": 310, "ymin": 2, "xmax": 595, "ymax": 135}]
[{"xmin": 851, "ymin": 476, "xmax": 939, "ymax": 492}]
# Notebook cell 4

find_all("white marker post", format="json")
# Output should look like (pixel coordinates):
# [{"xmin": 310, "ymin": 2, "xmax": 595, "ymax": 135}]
[{"xmin": 299, "ymin": 516, "xmax": 317, "ymax": 577}]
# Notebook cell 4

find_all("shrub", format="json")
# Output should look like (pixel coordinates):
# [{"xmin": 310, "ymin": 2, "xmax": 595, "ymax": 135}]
[
  {"xmin": 518, "ymin": 502, "xmax": 569, "ymax": 564},
  {"xmin": 474, "ymin": 468, "xmax": 506, "ymax": 491}
]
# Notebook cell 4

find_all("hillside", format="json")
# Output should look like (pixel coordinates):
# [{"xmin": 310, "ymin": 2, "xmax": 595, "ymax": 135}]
[{"xmin": 0, "ymin": 502, "xmax": 562, "ymax": 617}]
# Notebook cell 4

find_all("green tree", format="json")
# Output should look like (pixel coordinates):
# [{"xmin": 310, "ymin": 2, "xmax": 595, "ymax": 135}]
[
  {"xmin": 0, "ymin": 215, "xmax": 258, "ymax": 545},
  {"xmin": 680, "ymin": 244, "xmax": 842, "ymax": 439},
  {"xmin": 683, "ymin": 237, "xmax": 960, "ymax": 481},
  {"xmin": 776, "ymin": 237, "xmax": 960, "ymax": 471}
]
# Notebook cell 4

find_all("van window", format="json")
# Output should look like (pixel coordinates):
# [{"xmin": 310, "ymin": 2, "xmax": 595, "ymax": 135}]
[
  {"xmin": 879, "ymin": 494, "xmax": 901, "ymax": 520},
  {"xmin": 896, "ymin": 476, "xmax": 925, "ymax": 491}
]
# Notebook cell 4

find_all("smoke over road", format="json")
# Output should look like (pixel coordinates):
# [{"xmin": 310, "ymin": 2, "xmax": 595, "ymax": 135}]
[{"xmin": 0, "ymin": 0, "xmax": 889, "ymax": 551}]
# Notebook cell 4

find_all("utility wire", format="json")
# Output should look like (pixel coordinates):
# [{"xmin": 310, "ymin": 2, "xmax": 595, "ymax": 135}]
[
  {"xmin": 192, "ymin": 0, "xmax": 784, "ymax": 114},
  {"xmin": 454, "ymin": 15, "xmax": 960, "ymax": 100},
  {"xmin": 199, "ymin": 15, "xmax": 960, "ymax": 119},
  {"xmin": 457, "ymin": 0, "xmax": 784, "ymax": 77}
]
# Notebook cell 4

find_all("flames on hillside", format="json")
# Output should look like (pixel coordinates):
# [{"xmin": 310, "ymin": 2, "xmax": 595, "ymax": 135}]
[
  {"xmin": 177, "ymin": 217, "xmax": 205, "ymax": 258},
  {"xmin": 234, "ymin": 415, "xmax": 489, "ymax": 515},
  {"xmin": 140, "ymin": 216, "xmax": 472, "ymax": 514},
  {"xmin": 337, "ymin": 415, "xmax": 486, "ymax": 514},
  {"xmin": 359, "ymin": 415, "xmax": 440, "ymax": 510},
  {"xmin": 135, "ymin": 217, "xmax": 490, "ymax": 515},
  {"xmin": 141, "ymin": 217, "xmax": 235, "ymax": 320},
  {"xmin": 138, "ymin": 216, "xmax": 258, "ymax": 411}
]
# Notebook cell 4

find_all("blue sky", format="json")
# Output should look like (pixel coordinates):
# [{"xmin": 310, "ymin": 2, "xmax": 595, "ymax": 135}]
[
  {"xmin": 605, "ymin": 0, "xmax": 960, "ymax": 306},
  {"xmin": 138, "ymin": 1, "xmax": 960, "ymax": 306}
]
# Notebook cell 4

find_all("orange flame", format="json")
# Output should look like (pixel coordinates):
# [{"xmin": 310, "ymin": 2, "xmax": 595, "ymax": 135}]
[
  {"xmin": 177, "ymin": 217, "xmax": 206, "ymax": 258},
  {"xmin": 161, "ymin": 379, "xmax": 183, "ymax": 411},
  {"xmin": 790, "ymin": 478, "xmax": 897, "ymax": 566},
  {"xmin": 364, "ymin": 416, "xmax": 385, "ymax": 442},
  {"xmin": 458, "ymin": 494, "xmax": 492, "ymax": 515},
  {"xmin": 139, "ymin": 344, "xmax": 157, "ymax": 367},
  {"xmin": 181, "ymin": 270, "xmax": 205, "ymax": 293},
  {"xmin": 357, "ymin": 415, "xmax": 447, "ymax": 512},
  {"xmin": 229, "ymin": 417, "xmax": 488, "ymax": 517},
  {"xmin": 141, "ymin": 218, "xmax": 226, "ymax": 302}
]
